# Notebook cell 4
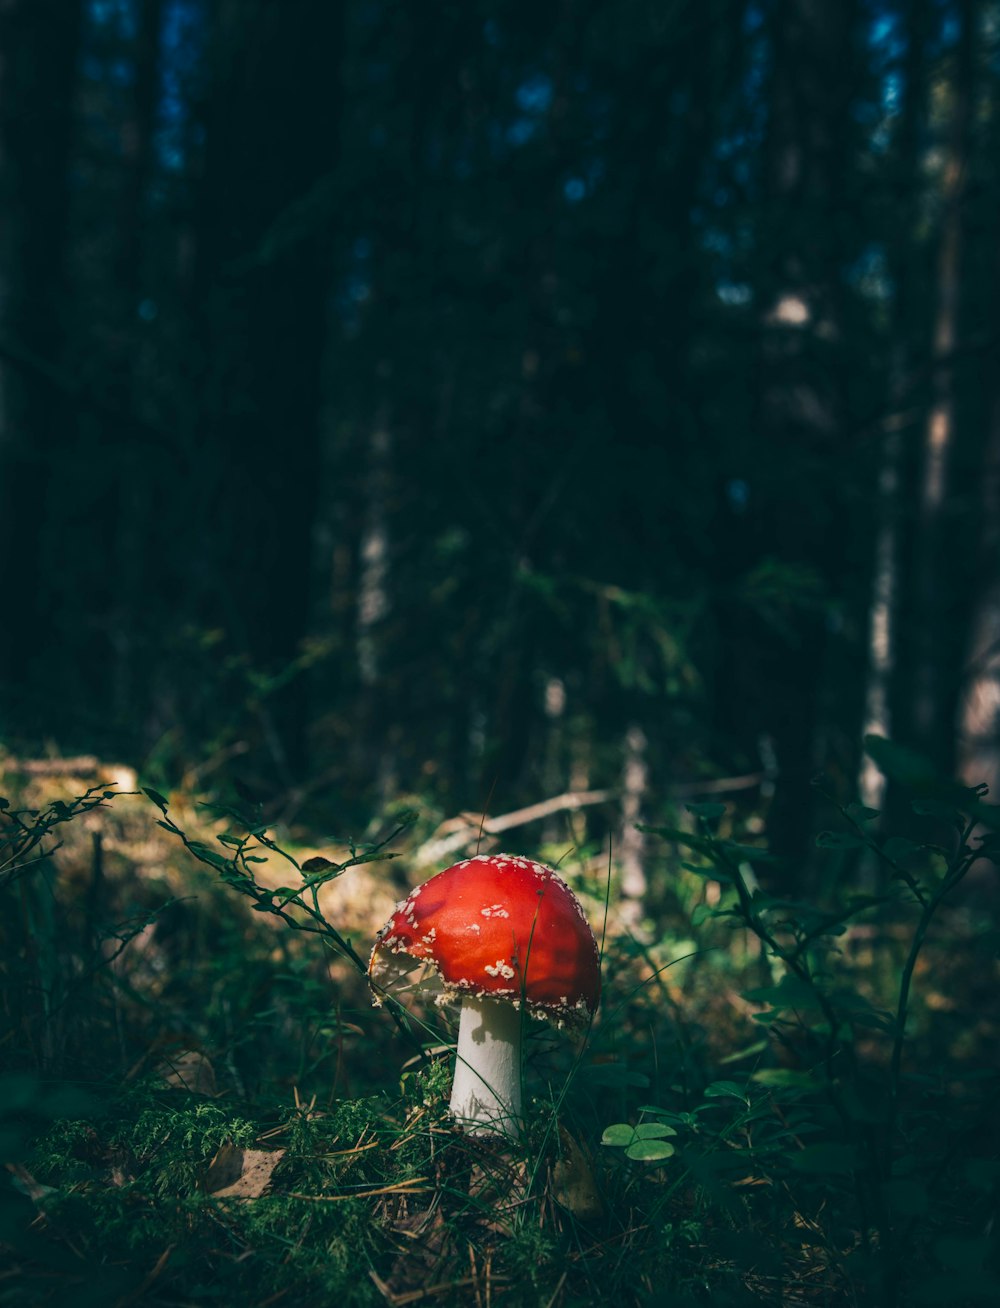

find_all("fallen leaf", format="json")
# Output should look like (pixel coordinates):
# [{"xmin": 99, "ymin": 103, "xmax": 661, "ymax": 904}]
[
  {"xmin": 158, "ymin": 1050, "xmax": 216, "ymax": 1096},
  {"xmin": 551, "ymin": 1127, "xmax": 603, "ymax": 1221},
  {"xmin": 5, "ymin": 1162, "xmax": 59, "ymax": 1207},
  {"xmin": 205, "ymin": 1145, "xmax": 285, "ymax": 1199}
]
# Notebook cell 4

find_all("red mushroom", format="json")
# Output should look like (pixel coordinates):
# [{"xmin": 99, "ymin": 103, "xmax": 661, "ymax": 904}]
[{"xmin": 369, "ymin": 853, "xmax": 601, "ymax": 1137}]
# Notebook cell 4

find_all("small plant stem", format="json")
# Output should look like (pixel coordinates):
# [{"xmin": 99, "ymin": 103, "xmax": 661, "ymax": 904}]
[
  {"xmin": 710, "ymin": 835, "xmax": 885, "ymax": 1260},
  {"xmin": 152, "ymin": 801, "xmax": 427, "ymax": 1060},
  {"xmin": 885, "ymin": 821, "xmax": 976, "ymax": 1156},
  {"xmin": 717, "ymin": 842, "xmax": 852, "ymax": 1075}
]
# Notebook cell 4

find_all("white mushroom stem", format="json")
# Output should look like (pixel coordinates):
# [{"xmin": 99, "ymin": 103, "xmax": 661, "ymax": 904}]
[{"xmin": 449, "ymin": 996, "xmax": 523, "ymax": 1137}]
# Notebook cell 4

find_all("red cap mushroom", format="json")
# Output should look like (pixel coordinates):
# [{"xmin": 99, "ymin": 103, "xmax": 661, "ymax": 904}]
[{"xmin": 369, "ymin": 853, "xmax": 600, "ymax": 1136}]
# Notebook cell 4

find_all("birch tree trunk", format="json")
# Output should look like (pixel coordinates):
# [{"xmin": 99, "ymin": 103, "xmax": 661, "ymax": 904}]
[
  {"xmin": 958, "ymin": 45, "xmax": 1000, "ymax": 796},
  {"xmin": 618, "ymin": 723, "xmax": 648, "ymax": 930},
  {"xmin": 958, "ymin": 402, "xmax": 1000, "ymax": 795},
  {"xmin": 908, "ymin": 0, "xmax": 977, "ymax": 774},
  {"xmin": 859, "ymin": 0, "xmax": 931, "ymax": 811},
  {"xmin": 353, "ymin": 403, "xmax": 396, "ymax": 799}
]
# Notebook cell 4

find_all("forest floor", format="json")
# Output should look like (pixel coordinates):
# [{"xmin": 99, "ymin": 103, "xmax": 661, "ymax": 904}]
[{"xmin": 1, "ymin": 755, "xmax": 999, "ymax": 1307}]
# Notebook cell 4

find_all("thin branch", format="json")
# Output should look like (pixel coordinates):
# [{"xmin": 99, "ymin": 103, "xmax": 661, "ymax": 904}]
[{"xmin": 415, "ymin": 775, "xmax": 765, "ymax": 866}]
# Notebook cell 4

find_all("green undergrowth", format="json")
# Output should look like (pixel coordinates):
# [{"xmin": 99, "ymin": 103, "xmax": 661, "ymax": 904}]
[
  {"xmin": 2, "ymin": 1065, "xmax": 731, "ymax": 1307},
  {"xmin": 4, "ymin": 1075, "xmax": 431, "ymax": 1307},
  {"xmin": 2, "ymin": 738, "xmax": 999, "ymax": 1305}
]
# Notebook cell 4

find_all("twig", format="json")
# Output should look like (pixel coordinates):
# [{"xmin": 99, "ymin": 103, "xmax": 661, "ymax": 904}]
[
  {"xmin": 415, "ymin": 776, "xmax": 764, "ymax": 866},
  {"xmin": 415, "ymin": 790, "xmax": 614, "ymax": 864}
]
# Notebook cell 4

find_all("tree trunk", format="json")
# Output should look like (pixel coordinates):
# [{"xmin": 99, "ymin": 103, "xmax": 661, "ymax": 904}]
[
  {"xmin": 618, "ymin": 723, "xmax": 649, "ymax": 930},
  {"xmin": 859, "ymin": 0, "xmax": 931, "ymax": 811},
  {"xmin": 194, "ymin": 0, "xmax": 346, "ymax": 785},
  {"xmin": 354, "ymin": 402, "xmax": 396, "ymax": 799},
  {"xmin": 958, "ymin": 401, "xmax": 1000, "ymax": 795},
  {"xmin": 907, "ymin": 0, "xmax": 977, "ymax": 775},
  {"xmin": 0, "ymin": 0, "xmax": 82, "ymax": 732},
  {"xmin": 748, "ymin": 0, "xmax": 859, "ymax": 882},
  {"xmin": 106, "ymin": 0, "xmax": 164, "ymax": 724},
  {"xmin": 542, "ymin": 677, "xmax": 568, "ymax": 845},
  {"xmin": 958, "ymin": 32, "xmax": 1000, "ymax": 796}
]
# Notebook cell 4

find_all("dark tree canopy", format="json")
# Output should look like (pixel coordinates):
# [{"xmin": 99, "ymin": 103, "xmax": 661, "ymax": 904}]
[{"xmin": 2, "ymin": 0, "xmax": 999, "ymax": 873}]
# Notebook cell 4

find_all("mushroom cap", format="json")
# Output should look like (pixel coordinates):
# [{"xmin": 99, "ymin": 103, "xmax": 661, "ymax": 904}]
[{"xmin": 368, "ymin": 854, "xmax": 601, "ymax": 1024}]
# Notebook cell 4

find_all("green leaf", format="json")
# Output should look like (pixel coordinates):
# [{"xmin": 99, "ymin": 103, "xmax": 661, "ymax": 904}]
[
  {"xmin": 703, "ymin": 1080, "xmax": 747, "ymax": 1101},
  {"xmin": 600, "ymin": 1123, "xmax": 635, "ymax": 1148},
  {"xmin": 750, "ymin": 1010, "xmax": 782, "ymax": 1026},
  {"xmin": 186, "ymin": 841, "xmax": 231, "ymax": 871},
  {"xmin": 639, "ymin": 824, "xmax": 712, "ymax": 853},
  {"xmin": 845, "ymin": 802, "xmax": 880, "ymax": 823},
  {"xmin": 143, "ymin": 786, "xmax": 169, "ymax": 813},
  {"xmin": 881, "ymin": 836, "xmax": 924, "ymax": 864},
  {"xmin": 682, "ymin": 861, "xmax": 729, "ymax": 881},
  {"xmin": 625, "ymin": 1139, "xmax": 675, "ymax": 1162},
  {"xmin": 302, "ymin": 856, "xmax": 336, "ymax": 872},
  {"xmin": 864, "ymin": 735, "xmax": 938, "ymax": 787},
  {"xmin": 911, "ymin": 798, "xmax": 961, "ymax": 823},
  {"xmin": 973, "ymin": 832, "xmax": 1000, "ymax": 862},
  {"xmin": 751, "ymin": 1068, "xmax": 823, "ymax": 1091},
  {"xmin": 633, "ymin": 1122, "xmax": 677, "ymax": 1139},
  {"xmin": 691, "ymin": 903, "xmax": 721, "ymax": 925},
  {"xmin": 718, "ymin": 1039, "xmax": 769, "ymax": 1065},
  {"xmin": 636, "ymin": 1106, "xmax": 687, "ymax": 1124},
  {"xmin": 601, "ymin": 1120, "xmax": 677, "ymax": 1154},
  {"xmin": 743, "ymin": 974, "xmax": 819, "ymax": 1011},
  {"xmin": 686, "ymin": 802, "xmax": 726, "ymax": 820}
]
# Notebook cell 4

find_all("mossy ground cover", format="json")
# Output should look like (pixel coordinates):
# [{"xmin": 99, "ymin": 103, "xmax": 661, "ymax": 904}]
[{"xmin": 1, "ymin": 752, "xmax": 998, "ymax": 1306}]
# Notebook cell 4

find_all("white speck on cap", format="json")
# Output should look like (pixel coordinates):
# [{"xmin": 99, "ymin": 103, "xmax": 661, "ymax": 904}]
[
  {"xmin": 480, "ymin": 904, "xmax": 509, "ymax": 918},
  {"xmin": 484, "ymin": 960, "xmax": 516, "ymax": 980}
]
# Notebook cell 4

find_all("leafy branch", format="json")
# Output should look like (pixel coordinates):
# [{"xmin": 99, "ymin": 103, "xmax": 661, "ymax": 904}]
[
  {"xmin": 641, "ymin": 739, "xmax": 999, "ymax": 1308},
  {"xmin": 143, "ymin": 788, "xmax": 425, "ymax": 1055},
  {"xmin": 0, "ymin": 783, "xmax": 127, "ymax": 889}
]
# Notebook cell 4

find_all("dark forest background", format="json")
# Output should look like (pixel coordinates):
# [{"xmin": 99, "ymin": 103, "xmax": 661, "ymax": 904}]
[
  {"xmin": 3, "ymin": 0, "xmax": 1000, "ymax": 873},
  {"xmin": 4, "ymin": 7, "xmax": 1000, "ymax": 1303}
]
